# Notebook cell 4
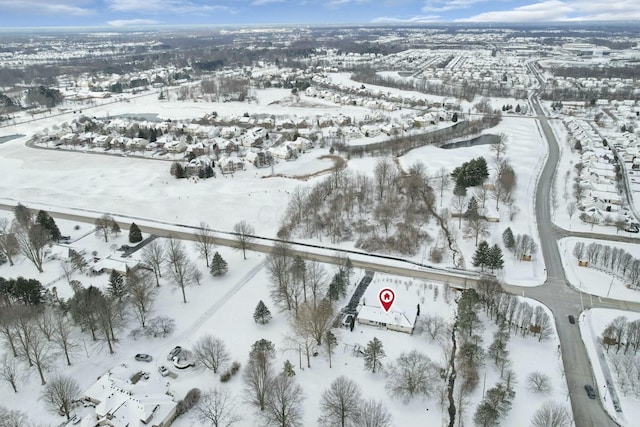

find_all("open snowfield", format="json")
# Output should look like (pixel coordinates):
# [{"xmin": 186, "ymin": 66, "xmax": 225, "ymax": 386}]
[
  {"xmin": 399, "ymin": 116, "xmax": 548, "ymax": 286},
  {"xmin": 580, "ymin": 309, "xmax": 640, "ymax": 426},
  {"xmin": 558, "ymin": 237, "xmax": 640, "ymax": 302}
]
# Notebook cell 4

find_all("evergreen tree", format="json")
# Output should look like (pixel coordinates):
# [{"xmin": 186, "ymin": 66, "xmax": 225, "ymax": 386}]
[
  {"xmin": 46, "ymin": 217, "xmax": 61, "ymax": 242},
  {"xmin": 35, "ymin": 210, "xmax": 61, "ymax": 241},
  {"xmin": 210, "ymin": 252, "xmax": 229, "ymax": 276},
  {"xmin": 502, "ymin": 227, "xmax": 515, "ymax": 251},
  {"xmin": 488, "ymin": 245, "xmax": 504, "ymax": 272},
  {"xmin": 282, "ymin": 360, "xmax": 295, "ymax": 376},
  {"xmin": 453, "ymin": 182, "xmax": 467, "ymax": 197},
  {"xmin": 108, "ymin": 270, "xmax": 126, "ymax": 301},
  {"xmin": 465, "ymin": 196, "xmax": 480, "ymax": 220},
  {"xmin": 253, "ymin": 300, "xmax": 272, "ymax": 325},
  {"xmin": 128, "ymin": 223, "xmax": 143, "ymax": 243},
  {"xmin": 363, "ymin": 337, "xmax": 386, "ymax": 373},
  {"xmin": 472, "ymin": 241, "xmax": 490, "ymax": 271},
  {"xmin": 327, "ymin": 272, "xmax": 346, "ymax": 301}
]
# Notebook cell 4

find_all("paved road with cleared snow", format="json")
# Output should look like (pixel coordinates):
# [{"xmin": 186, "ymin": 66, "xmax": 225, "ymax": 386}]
[{"xmin": 527, "ymin": 66, "xmax": 621, "ymax": 427}]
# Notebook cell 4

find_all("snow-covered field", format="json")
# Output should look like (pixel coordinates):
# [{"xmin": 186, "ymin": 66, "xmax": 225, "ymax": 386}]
[
  {"xmin": 559, "ymin": 237, "xmax": 640, "ymax": 302},
  {"xmin": 399, "ymin": 116, "xmax": 548, "ymax": 286}
]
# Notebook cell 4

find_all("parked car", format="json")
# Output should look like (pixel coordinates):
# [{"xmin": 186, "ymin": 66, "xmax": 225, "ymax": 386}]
[
  {"xmin": 135, "ymin": 353, "xmax": 152, "ymax": 362},
  {"xmin": 158, "ymin": 365, "xmax": 170, "ymax": 377},
  {"xmin": 167, "ymin": 346, "xmax": 182, "ymax": 361},
  {"xmin": 584, "ymin": 384, "xmax": 596, "ymax": 399},
  {"xmin": 568, "ymin": 315, "xmax": 575, "ymax": 324}
]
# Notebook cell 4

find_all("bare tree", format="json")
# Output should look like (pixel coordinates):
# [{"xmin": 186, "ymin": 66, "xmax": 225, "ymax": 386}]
[
  {"xmin": 463, "ymin": 215, "xmax": 489, "ymax": 246},
  {"xmin": 51, "ymin": 310, "xmax": 78, "ymax": 366},
  {"xmin": 452, "ymin": 194, "xmax": 466, "ymax": 228},
  {"xmin": 490, "ymin": 133, "xmax": 508, "ymax": 161},
  {"xmin": 166, "ymin": 237, "xmax": 196, "ymax": 303},
  {"xmin": 59, "ymin": 260, "xmax": 76, "ymax": 286},
  {"xmin": 244, "ymin": 340, "xmax": 275, "ymax": 411},
  {"xmin": 306, "ymin": 261, "xmax": 327, "ymax": 308},
  {"xmin": 0, "ymin": 405, "xmax": 30, "ymax": 427},
  {"xmin": 15, "ymin": 224, "xmax": 49, "ymax": 273},
  {"xmin": 360, "ymin": 399, "xmax": 392, "ymax": 427},
  {"xmin": 193, "ymin": 335, "xmax": 230, "ymax": 374},
  {"xmin": 261, "ymin": 374, "xmax": 305, "ymax": 427},
  {"xmin": 267, "ymin": 242, "xmax": 294, "ymax": 313},
  {"xmin": 385, "ymin": 350, "xmax": 440, "ymax": 401},
  {"xmin": 435, "ymin": 166, "xmax": 450, "ymax": 205},
  {"xmin": 94, "ymin": 214, "xmax": 116, "ymax": 242},
  {"xmin": 35, "ymin": 306, "xmax": 56, "ymax": 341},
  {"xmin": 319, "ymin": 376, "xmax": 362, "ymax": 427},
  {"xmin": 530, "ymin": 402, "xmax": 572, "ymax": 427},
  {"xmin": 288, "ymin": 316, "xmax": 316, "ymax": 369},
  {"xmin": 527, "ymin": 372, "xmax": 552, "ymax": 394},
  {"xmin": 233, "ymin": 220, "xmax": 255, "ymax": 260},
  {"xmin": 141, "ymin": 239, "xmax": 165, "ymax": 287},
  {"xmin": 423, "ymin": 314, "xmax": 448, "ymax": 342},
  {"xmin": 195, "ymin": 222, "xmax": 216, "ymax": 267},
  {"xmin": 194, "ymin": 388, "xmax": 242, "ymax": 427},
  {"xmin": 474, "ymin": 186, "xmax": 490, "ymax": 209},
  {"xmin": 296, "ymin": 299, "xmax": 334, "ymax": 346},
  {"xmin": 27, "ymin": 326, "xmax": 51, "ymax": 385},
  {"xmin": 0, "ymin": 307, "xmax": 19, "ymax": 356},
  {"xmin": 0, "ymin": 354, "xmax": 21, "ymax": 393},
  {"xmin": 41, "ymin": 374, "xmax": 81, "ymax": 420},
  {"xmin": 128, "ymin": 270, "xmax": 157, "ymax": 328},
  {"xmin": 374, "ymin": 157, "xmax": 397, "ymax": 200},
  {"xmin": 0, "ymin": 218, "xmax": 19, "ymax": 266}
]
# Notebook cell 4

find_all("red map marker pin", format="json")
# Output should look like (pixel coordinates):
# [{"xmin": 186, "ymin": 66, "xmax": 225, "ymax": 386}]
[{"xmin": 378, "ymin": 288, "xmax": 395, "ymax": 312}]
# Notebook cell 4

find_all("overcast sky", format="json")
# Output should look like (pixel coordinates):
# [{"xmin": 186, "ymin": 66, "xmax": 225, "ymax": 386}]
[{"xmin": 1, "ymin": 0, "xmax": 640, "ymax": 28}]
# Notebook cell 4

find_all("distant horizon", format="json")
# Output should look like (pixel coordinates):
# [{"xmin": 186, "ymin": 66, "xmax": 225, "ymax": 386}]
[
  {"xmin": 2, "ymin": 1, "xmax": 640, "ymax": 29},
  {"xmin": 1, "ymin": 20, "xmax": 640, "ymax": 33}
]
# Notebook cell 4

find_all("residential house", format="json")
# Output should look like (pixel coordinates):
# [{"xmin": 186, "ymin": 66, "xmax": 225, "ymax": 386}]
[
  {"xmin": 218, "ymin": 156, "xmax": 245, "ymax": 174},
  {"xmin": 356, "ymin": 305, "xmax": 416, "ymax": 334},
  {"xmin": 81, "ymin": 364, "xmax": 177, "ymax": 427},
  {"xmin": 245, "ymin": 151, "xmax": 272, "ymax": 168}
]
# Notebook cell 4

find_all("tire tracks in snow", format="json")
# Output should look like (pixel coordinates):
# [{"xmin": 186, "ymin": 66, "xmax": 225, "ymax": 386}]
[{"xmin": 183, "ymin": 259, "xmax": 266, "ymax": 339}]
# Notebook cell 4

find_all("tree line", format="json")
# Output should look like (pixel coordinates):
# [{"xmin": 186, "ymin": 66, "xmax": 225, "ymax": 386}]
[{"xmin": 573, "ymin": 241, "xmax": 640, "ymax": 288}]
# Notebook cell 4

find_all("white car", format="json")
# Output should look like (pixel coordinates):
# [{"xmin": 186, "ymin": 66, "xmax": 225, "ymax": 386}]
[{"xmin": 158, "ymin": 365, "xmax": 170, "ymax": 377}]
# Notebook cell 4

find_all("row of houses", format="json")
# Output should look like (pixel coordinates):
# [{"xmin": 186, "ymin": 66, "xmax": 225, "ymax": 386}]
[{"xmin": 567, "ymin": 119, "xmax": 624, "ymax": 224}]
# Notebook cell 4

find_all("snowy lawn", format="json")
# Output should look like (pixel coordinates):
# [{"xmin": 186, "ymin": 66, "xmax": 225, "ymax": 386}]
[{"xmin": 558, "ymin": 237, "xmax": 640, "ymax": 302}]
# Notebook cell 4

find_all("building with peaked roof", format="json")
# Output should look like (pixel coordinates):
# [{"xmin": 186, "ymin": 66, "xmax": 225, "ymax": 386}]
[
  {"xmin": 81, "ymin": 365, "xmax": 177, "ymax": 427},
  {"xmin": 356, "ymin": 305, "xmax": 416, "ymax": 334}
]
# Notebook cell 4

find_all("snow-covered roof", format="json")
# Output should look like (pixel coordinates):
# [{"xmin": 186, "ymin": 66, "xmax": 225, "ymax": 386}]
[
  {"xmin": 84, "ymin": 365, "xmax": 176, "ymax": 427},
  {"xmin": 357, "ymin": 305, "xmax": 415, "ymax": 329}
]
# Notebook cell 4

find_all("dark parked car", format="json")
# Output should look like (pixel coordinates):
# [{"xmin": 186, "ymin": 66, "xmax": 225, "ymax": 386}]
[
  {"xmin": 584, "ymin": 384, "xmax": 596, "ymax": 399},
  {"xmin": 568, "ymin": 315, "xmax": 575, "ymax": 324},
  {"xmin": 135, "ymin": 353, "xmax": 152, "ymax": 362},
  {"xmin": 167, "ymin": 346, "xmax": 182, "ymax": 361}
]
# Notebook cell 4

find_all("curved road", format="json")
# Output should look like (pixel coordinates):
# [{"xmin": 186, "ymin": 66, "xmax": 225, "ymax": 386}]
[
  {"xmin": 527, "ymin": 65, "xmax": 622, "ymax": 426},
  {"xmin": 3, "ymin": 62, "xmax": 639, "ymax": 426}
]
